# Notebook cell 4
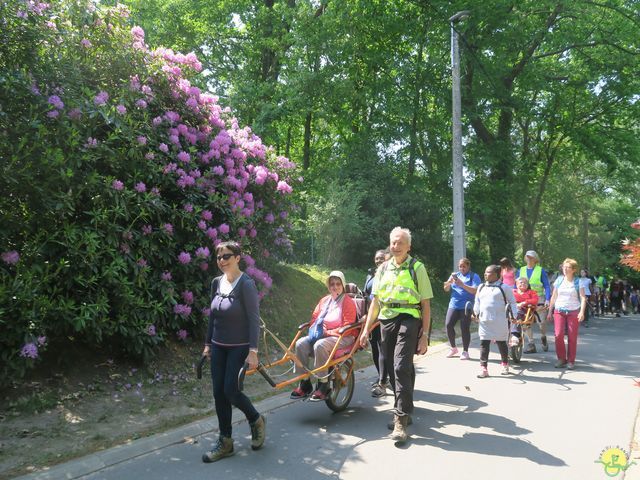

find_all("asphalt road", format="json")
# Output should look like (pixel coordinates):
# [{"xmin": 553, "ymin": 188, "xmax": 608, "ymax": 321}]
[{"xmin": 19, "ymin": 314, "xmax": 640, "ymax": 480}]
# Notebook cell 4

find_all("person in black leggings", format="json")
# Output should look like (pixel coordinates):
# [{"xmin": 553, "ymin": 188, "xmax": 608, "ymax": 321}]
[
  {"xmin": 363, "ymin": 249, "xmax": 389, "ymax": 397},
  {"xmin": 202, "ymin": 241, "xmax": 266, "ymax": 463}
]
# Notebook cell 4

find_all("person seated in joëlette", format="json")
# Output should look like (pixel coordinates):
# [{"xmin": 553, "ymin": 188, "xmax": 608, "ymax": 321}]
[
  {"xmin": 290, "ymin": 271, "xmax": 357, "ymax": 401},
  {"xmin": 510, "ymin": 277, "xmax": 538, "ymax": 346}
]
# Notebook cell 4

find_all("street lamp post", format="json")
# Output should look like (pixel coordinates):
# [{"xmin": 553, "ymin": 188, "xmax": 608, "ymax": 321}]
[{"xmin": 449, "ymin": 10, "xmax": 469, "ymax": 271}]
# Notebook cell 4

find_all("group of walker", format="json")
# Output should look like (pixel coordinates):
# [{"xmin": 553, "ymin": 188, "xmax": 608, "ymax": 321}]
[
  {"xmin": 444, "ymin": 251, "xmax": 588, "ymax": 376},
  {"xmin": 198, "ymin": 232, "xmax": 589, "ymax": 462}
]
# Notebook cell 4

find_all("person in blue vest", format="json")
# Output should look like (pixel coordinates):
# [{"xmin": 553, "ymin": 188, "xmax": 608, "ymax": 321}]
[
  {"xmin": 358, "ymin": 226, "xmax": 433, "ymax": 443},
  {"xmin": 443, "ymin": 258, "xmax": 481, "ymax": 360},
  {"xmin": 517, "ymin": 250, "xmax": 551, "ymax": 354}
]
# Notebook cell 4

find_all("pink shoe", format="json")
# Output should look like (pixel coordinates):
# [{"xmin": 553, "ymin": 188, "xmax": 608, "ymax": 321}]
[
  {"xmin": 460, "ymin": 351, "xmax": 470, "ymax": 360},
  {"xmin": 477, "ymin": 367, "xmax": 489, "ymax": 378},
  {"xmin": 446, "ymin": 347, "xmax": 459, "ymax": 358}
]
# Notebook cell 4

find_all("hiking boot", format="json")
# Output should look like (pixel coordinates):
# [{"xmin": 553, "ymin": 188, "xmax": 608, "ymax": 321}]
[
  {"xmin": 202, "ymin": 436, "xmax": 234, "ymax": 463},
  {"xmin": 524, "ymin": 343, "xmax": 537, "ymax": 354},
  {"xmin": 446, "ymin": 347, "xmax": 459, "ymax": 358},
  {"xmin": 250, "ymin": 414, "xmax": 266, "ymax": 450},
  {"xmin": 477, "ymin": 367, "xmax": 489, "ymax": 378},
  {"xmin": 541, "ymin": 335, "xmax": 548, "ymax": 351},
  {"xmin": 387, "ymin": 414, "xmax": 413, "ymax": 430},
  {"xmin": 290, "ymin": 379, "xmax": 312, "ymax": 399},
  {"xmin": 309, "ymin": 381, "xmax": 330, "ymax": 402},
  {"xmin": 390, "ymin": 414, "xmax": 408, "ymax": 443},
  {"xmin": 555, "ymin": 360, "xmax": 568, "ymax": 368},
  {"xmin": 500, "ymin": 363, "xmax": 509, "ymax": 375},
  {"xmin": 459, "ymin": 351, "xmax": 470, "ymax": 360},
  {"xmin": 371, "ymin": 382, "xmax": 388, "ymax": 398}
]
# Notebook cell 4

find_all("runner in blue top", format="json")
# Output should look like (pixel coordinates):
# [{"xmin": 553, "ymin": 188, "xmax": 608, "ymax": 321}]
[{"xmin": 443, "ymin": 258, "xmax": 482, "ymax": 360}]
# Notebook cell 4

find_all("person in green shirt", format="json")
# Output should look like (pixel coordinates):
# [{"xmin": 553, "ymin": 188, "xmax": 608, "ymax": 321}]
[{"xmin": 359, "ymin": 226, "xmax": 433, "ymax": 443}]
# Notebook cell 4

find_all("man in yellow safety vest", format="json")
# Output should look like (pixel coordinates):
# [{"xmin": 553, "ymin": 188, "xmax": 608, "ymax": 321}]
[
  {"xmin": 359, "ymin": 227, "xmax": 433, "ymax": 444},
  {"xmin": 518, "ymin": 250, "xmax": 551, "ymax": 353}
]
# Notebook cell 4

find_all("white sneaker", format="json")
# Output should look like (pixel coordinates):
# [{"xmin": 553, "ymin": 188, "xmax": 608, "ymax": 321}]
[
  {"xmin": 509, "ymin": 335, "xmax": 520, "ymax": 347},
  {"xmin": 500, "ymin": 363, "xmax": 509, "ymax": 375}
]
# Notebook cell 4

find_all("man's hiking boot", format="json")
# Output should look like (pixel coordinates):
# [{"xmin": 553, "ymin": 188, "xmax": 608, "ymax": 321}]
[
  {"xmin": 390, "ymin": 414, "xmax": 408, "ymax": 443},
  {"xmin": 387, "ymin": 414, "xmax": 413, "ymax": 430},
  {"xmin": 202, "ymin": 436, "xmax": 234, "ymax": 463}
]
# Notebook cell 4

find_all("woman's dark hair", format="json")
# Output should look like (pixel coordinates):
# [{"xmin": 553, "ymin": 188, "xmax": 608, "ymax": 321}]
[
  {"xmin": 499, "ymin": 257, "xmax": 513, "ymax": 268},
  {"xmin": 215, "ymin": 241, "xmax": 242, "ymax": 256}
]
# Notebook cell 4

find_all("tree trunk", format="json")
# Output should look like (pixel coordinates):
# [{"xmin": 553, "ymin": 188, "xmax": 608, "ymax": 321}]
[{"xmin": 303, "ymin": 111, "xmax": 312, "ymax": 170}]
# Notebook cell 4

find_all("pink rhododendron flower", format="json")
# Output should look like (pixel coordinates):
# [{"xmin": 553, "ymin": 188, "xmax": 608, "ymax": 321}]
[
  {"xmin": 131, "ymin": 26, "xmax": 145, "ymax": 39},
  {"xmin": 177, "ymin": 329, "xmax": 188, "ymax": 341},
  {"xmin": 145, "ymin": 152, "xmax": 155, "ymax": 160},
  {"xmin": 195, "ymin": 246, "xmax": 210, "ymax": 258},
  {"xmin": 142, "ymin": 225, "xmax": 153, "ymax": 235},
  {"xmin": 159, "ymin": 143, "xmax": 169, "ymax": 153},
  {"xmin": 80, "ymin": 38, "xmax": 92, "ymax": 48},
  {"xmin": 173, "ymin": 304, "xmax": 192, "ymax": 317},
  {"xmin": 134, "ymin": 182, "xmax": 146, "ymax": 193},
  {"xmin": 182, "ymin": 290, "xmax": 194, "ymax": 304},
  {"xmin": 48, "ymin": 95, "xmax": 64, "ymax": 109},
  {"xmin": 163, "ymin": 223, "xmax": 174, "ymax": 235},
  {"xmin": 137, "ymin": 258, "xmax": 147, "ymax": 268},
  {"xmin": 68, "ymin": 108, "xmax": 82, "ymax": 120},
  {"xmin": 84, "ymin": 137, "xmax": 98, "ymax": 148},
  {"xmin": 218, "ymin": 223, "xmax": 230, "ymax": 234},
  {"xmin": 161, "ymin": 271, "xmax": 172, "ymax": 281},
  {"xmin": 94, "ymin": 91, "xmax": 109, "ymax": 106},
  {"xmin": 178, "ymin": 252, "xmax": 191, "ymax": 264},
  {"xmin": 206, "ymin": 227, "xmax": 217, "ymax": 240},
  {"xmin": 265, "ymin": 213, "xmax": 275, "ymax": 223},
  {"xmin": 201, "ymin": 210, "xmax": 212, "ymax": 221},
  {"xmin": 177, "ymin": 151, "xmax": 190, "ymax": 163},
  {"xmin": 37, "ymin": 336, "xmax": 47, "ymax": 346},
  {"xmin": 137, "ymin": 136, "xmax": 147, "ymax": 145},
  {"xmin": 135, "ymin": 99, "xmax": 147, "ymax": 109},
  {"xmin": 276, "ymin": 181, "xmax": 293, "ymax": 194},
  {"xmin": 112, "ymin": 179, "xmax": 124, "ymax": 191},
  {"xmin": 147, "ymin": 325, "xmax": 156, "ymax": 336},
  {"xmin": 1, "ymin": 250, "xmax": 20, "ymax": 265},
  {"xmin": 116, "ymin": 104, "xmax": 127, "ymax": 115},
  {"xmin": 47, "ymin": 110, "xmax": 59, "ymax": 118},
  {"xmin": 183, "ymin": 203, "xmax": 194, "ymax": 213},
  {"xmin": 20, "ymin": 343, "xmax": 38, "ymax": 359}
]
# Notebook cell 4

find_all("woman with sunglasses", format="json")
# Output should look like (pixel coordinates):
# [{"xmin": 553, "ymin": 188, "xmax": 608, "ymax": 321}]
[
  {"xmin": 290, "ymin": 271, "xmax": 357, "ymax": 401},
  {"xmin": 202, "ymin": 241, "xmax": 266, "ymax": 463}
]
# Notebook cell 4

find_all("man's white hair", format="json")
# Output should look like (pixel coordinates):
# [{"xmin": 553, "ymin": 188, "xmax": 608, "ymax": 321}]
[{"xmin": 390, "ymin": 226, "xmax": 412, "ymax": 246}]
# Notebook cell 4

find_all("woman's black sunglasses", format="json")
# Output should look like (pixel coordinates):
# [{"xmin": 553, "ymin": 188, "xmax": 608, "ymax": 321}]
[{"xmin": 216, "ymin": 253, "xmax": 236, "ymax": 261}]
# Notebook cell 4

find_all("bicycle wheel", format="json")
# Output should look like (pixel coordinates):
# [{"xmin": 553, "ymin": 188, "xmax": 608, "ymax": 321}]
[
  {"xmin": 510, "ymin": 336, "xmax": 522, "ymax": 363},
  {"xmin": 325, "ymin": 358, "xmax": 355, "ymax": 412}
]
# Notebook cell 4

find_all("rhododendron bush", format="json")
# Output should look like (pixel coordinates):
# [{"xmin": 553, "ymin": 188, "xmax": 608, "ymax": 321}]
[{"xmin": 0, "ymin": 0, "xmax": 298, "ymax": 381}]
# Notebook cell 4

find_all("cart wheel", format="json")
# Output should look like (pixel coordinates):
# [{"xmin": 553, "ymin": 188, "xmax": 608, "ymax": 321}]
[
  {"xmin": 325, "ymin": 358, "xmax": 355, "ymax": 412},
  {"xmin": 510, "ymin": 337, "xmax": 523, "ymax": 364}
]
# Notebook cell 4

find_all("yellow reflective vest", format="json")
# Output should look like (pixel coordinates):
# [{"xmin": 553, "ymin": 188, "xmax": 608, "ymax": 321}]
[{"xmin": 376, "ymin": 257, "xmax": 422, "ymax": 320}]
